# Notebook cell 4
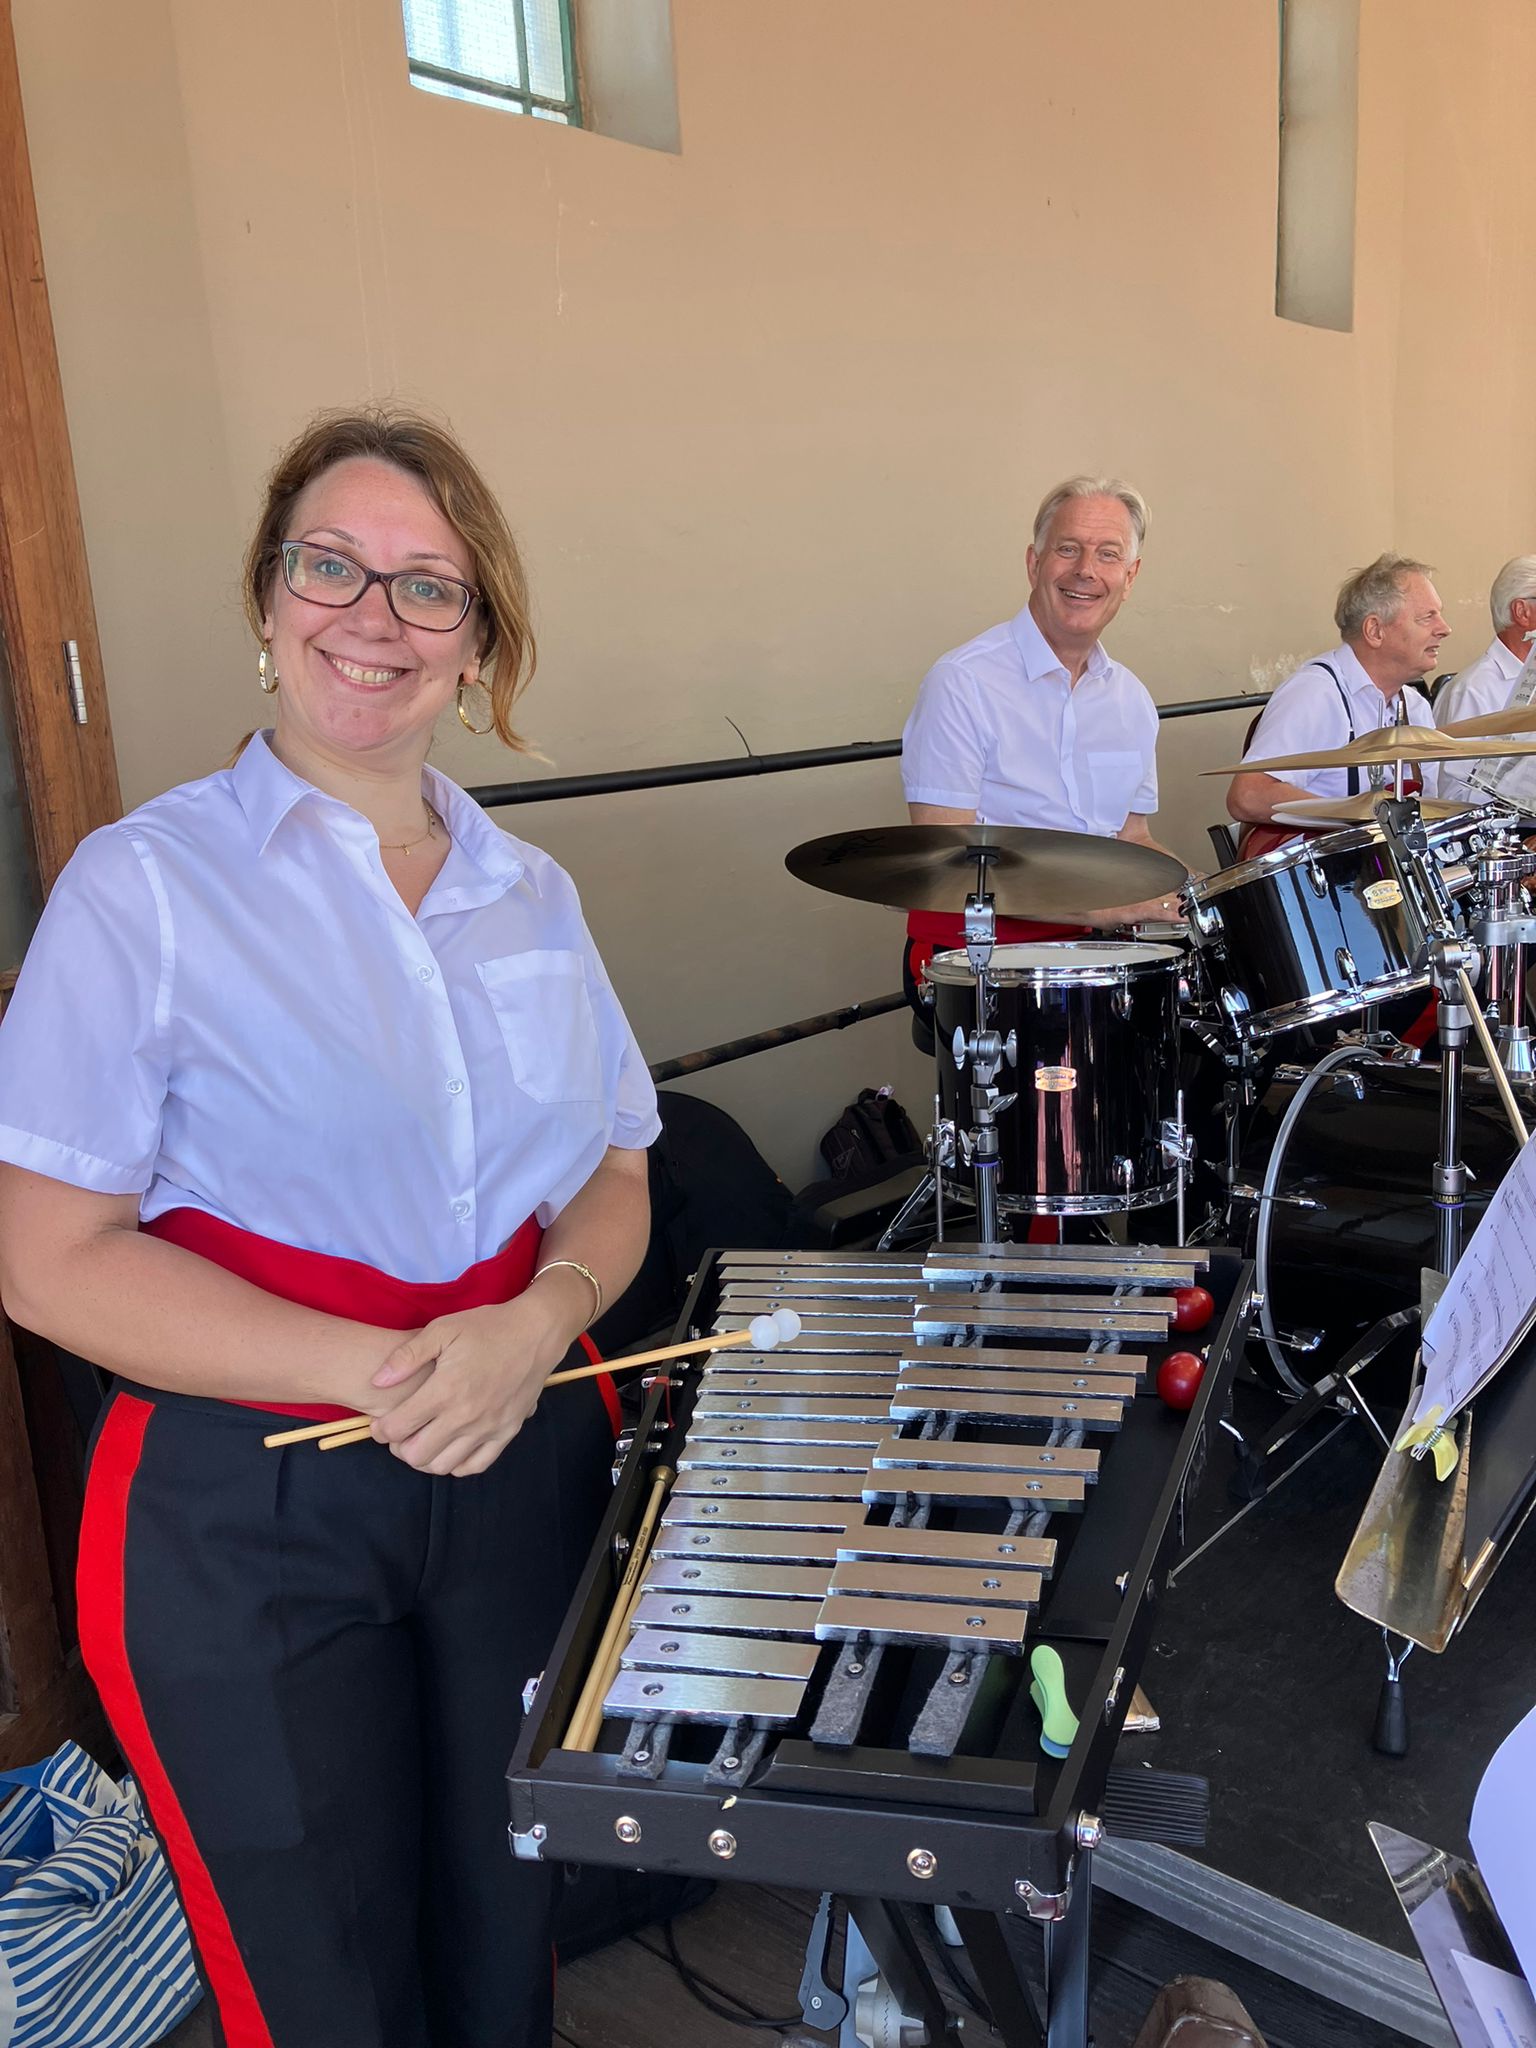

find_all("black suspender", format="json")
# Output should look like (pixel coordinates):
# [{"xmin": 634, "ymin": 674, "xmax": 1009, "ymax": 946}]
[{"xmin": 1316, "ymin": 661, "xmax": 1360, "ymax": 796}]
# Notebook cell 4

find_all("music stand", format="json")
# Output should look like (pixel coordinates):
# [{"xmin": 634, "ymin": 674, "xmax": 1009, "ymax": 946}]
[
  {"xmin": 1337, "ymin": 1272, "xmax": 1536, "ymax": 1654},
  {"xmin": 1369, "ymin": 1823, "xmax": 1534, "ymax": 2048}
]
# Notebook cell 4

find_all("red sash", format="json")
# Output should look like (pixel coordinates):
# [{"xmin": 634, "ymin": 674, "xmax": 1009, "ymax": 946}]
[{"xmin": 140, "ymin": 1209, "xmax": 616, "ymax": 1432}]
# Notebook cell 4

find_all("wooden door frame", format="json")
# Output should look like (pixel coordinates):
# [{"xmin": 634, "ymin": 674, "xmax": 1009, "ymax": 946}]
[{"xmin": 0, "ymin": 0, "xmax": 123, "ymax": 1770}]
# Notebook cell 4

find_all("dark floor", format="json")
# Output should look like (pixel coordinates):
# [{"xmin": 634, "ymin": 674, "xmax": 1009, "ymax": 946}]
[
  {"xmin": 1137, "ymin": 1378, "xmax": 1535, "ymax": 1956},
  {"xmin": 155, "ymin": 1877, "xmax": 1413, "ymax": 2047}
]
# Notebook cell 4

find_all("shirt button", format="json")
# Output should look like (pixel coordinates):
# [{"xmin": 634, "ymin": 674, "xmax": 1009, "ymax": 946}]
[
  {"xmin": 446, "ymin": 1078, "xmax": 465, "ymax": 1095},
  {"xmin": 452, "ymin": 1199, "xmax": 472, "ymax": 1221},
  {"xmin": 417, "ymin": 964, "xmax": 435, "ymax": 982}
]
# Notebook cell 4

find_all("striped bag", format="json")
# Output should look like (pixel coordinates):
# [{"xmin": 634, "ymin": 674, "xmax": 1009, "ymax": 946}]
[{"xmin": 0, "ymin": 1742, "xmax": 200, "ymax": 2048}]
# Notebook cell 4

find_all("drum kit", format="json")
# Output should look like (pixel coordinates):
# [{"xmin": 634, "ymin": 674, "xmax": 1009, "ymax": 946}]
[{"xmin": 786, "ymin": 710, "xmax": 1536, "ymax": 1390}]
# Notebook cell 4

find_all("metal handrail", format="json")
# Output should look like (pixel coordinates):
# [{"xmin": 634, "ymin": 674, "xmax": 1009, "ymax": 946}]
[{"xmin": 468, "ymin": 690, "xmax": 1270, "ymax": 810}]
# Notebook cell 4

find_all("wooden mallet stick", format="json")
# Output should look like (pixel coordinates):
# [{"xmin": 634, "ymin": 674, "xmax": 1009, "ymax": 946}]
[{"xmin": 261, "ymin": 1308, "xmax": 804, "ymax": 1450}]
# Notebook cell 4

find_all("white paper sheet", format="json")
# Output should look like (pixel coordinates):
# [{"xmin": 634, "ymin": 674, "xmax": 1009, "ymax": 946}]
[
  {"xmin": 1414, "ymin": 1126, "xmax": 1536, "ymax": 1426},
  {"xmin": 1452, "ymin": 1950, "xmax": 1536, "ymax": 2047},
  {"xmin": 1471, "ymin": 1704, "xmax": 1536, "ymax": 1994}
]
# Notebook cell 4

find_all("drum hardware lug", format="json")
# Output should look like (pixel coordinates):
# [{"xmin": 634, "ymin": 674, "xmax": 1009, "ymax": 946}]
[
  {"xmin": 951, "ymin": 1024, "xmax": 967, "ymax": 1071},
  {"xmin": 1113, "ymin": 1156, "xmax": 1135, "ymax": 1192},
  {"xmin": 1003, "ymin": 1028, "xmax": 1017, "ymax": 1068},
  {"xmin": 1305, "ymin": 854, "xmax": 1329, "ymax": 897},
  {"xmin": 1223, "ymin": 1181, "xmax": 1322, "ymax": 1210},
  {"xmin": 1103, "ymin": 1664, "xmax": 1125, "ymax": 1724},
  {"xmin": 1218, "ymin": 986, "xmax": 1250, "ymax": 1026},
  {"xmin": 1329, "ymin": 1069, "xmax": 1367, "ymax": 1101},
  {"xmin": 1190, "ymin": 898, "xmax": 1223, "ymax": 938},
  {"xmin": 1014, "ymin": 1876, "xmax": 1071, "ymax": 1921},
  {"xmin": 1114, "ymin": 979, "xmax": 1134, "ymax": 1020},
  {"xmin": 1160, "ymin": 1119, "xmax": 1194, "ymax": 1168},
  {"xmin": 1335, "ymin": 946, "xmax": 1361, "ymax": 991},
  {"xmin": 1268, "ymin": 1327, "xmax": 1323, "ymax": 1355}
]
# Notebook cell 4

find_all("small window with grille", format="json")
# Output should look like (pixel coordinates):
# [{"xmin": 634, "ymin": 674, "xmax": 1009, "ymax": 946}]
[{"xmin": 402, "ymin": 0, "xmax": 580, "ymax": 125}]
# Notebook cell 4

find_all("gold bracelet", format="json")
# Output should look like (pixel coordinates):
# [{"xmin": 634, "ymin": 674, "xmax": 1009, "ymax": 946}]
[{"xmin": 533, "ymin": 1258, "xmax": 603, "ymax": 1326}]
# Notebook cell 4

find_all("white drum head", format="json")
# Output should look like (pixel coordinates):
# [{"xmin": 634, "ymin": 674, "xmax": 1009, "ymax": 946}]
[{"xmin": 927, "ymin": 941, "xmax": 1181, "ymax": 983}]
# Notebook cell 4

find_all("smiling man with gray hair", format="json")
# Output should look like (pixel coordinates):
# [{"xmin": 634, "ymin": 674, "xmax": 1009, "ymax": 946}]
[
  {"xmin": 901, "ymin": 474, "xmax": 1180, "ymax": 947},
  {"xmin": 903, "ymin": 477, "xmax": 1164, "ymax": 845},
  {"xmin": 1434, "ymin": 556, "xmax": 1536, "ymax": 805}
]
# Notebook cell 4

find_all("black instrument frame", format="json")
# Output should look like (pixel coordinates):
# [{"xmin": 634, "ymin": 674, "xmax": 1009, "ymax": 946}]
[{"xmin": 508, "ymin": 1245, "xmax": 1253, "ymax": 2041}]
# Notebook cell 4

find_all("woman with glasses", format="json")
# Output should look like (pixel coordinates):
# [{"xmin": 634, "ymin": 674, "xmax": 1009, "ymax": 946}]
[{"xmin": 0, "ymin": 408, "xmax": 659, "ymax": 2048}]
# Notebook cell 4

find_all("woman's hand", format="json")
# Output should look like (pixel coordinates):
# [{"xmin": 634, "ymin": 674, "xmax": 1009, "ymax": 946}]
[{"xmin": 364, "ymin": 1282, "xmax": 581, "ymax": 1477}]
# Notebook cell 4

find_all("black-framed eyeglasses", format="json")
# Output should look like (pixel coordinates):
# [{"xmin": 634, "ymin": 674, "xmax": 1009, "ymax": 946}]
[{"xmin": 280, "ymin": 541, "xmax": 479, "ymax": 632}]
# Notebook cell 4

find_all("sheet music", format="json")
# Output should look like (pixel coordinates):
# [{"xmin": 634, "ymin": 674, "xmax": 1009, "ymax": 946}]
[
  {"xmin": 1451, "ymin": 1952, "xmax": 1536, "ymax": 2047},
  {"xmin": 1415, "ymin": 1126, "xmax": 1536, "ymax": 1426},
  {"xmin": 1471, "ymin": 1705, "xmax": 1536, "ymax": 1992}
]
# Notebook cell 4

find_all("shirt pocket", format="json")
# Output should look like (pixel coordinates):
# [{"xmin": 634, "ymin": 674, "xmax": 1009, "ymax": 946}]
[
  {"xmin": 476, "ymin": 951, "xmax": 605, "ymax": 1105},
  {"xmin": 1083, "ymin": 748, "xmax": 1147, "ymax": 823}
]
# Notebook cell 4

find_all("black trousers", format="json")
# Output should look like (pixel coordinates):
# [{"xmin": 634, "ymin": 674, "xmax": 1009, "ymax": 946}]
[{"xmin": 77, "ymin": 1374, "xmax": 613, "ymax": 2048}]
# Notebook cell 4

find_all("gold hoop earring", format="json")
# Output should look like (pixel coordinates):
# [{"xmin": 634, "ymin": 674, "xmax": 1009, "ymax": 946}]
[
  {"xmin": 456, "ymin": 679, "xmax": 493, "ymax": 736},
  {"xmin": 258, "ymin": 645, "xmax": 280, "ymax": 694}
]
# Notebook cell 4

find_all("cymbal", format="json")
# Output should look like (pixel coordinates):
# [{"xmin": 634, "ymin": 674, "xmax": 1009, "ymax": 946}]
[
  {"xmin": 1209, "ymin": 727, "xmax": 1536, "ymax": 774},
  {"xmin": 1272, "ymin": 793, "xmax": 1477, "ymax": 828},
  {"xmin": 784, "ymin": 824, "xmax": 1186, "ymax": 918},
  {"xmin": 1439, "ymin": 705, "xmax": 1536, "ymax": 740}
]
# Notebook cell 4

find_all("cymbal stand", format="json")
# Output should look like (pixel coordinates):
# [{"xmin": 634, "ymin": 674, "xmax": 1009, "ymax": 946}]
[
  {"xmin": 1376, "ymin": 794, "xmax": 1479, "ymax": 1276},
  {"xmin": 1467, "ymin": 823, "xmax": 1536, "ymax": 1082},
  {"xmin": 950, "ymin": 860, "xmax": 1017, "ymax": 1245}
]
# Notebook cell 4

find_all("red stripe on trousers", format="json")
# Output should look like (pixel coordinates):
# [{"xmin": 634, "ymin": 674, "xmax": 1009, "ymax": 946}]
[
  {"xmin": 139, "ymin": 1210, "xmax": 620, "ymax": 1435},
  {"xmin": 76, "ymin": 1394, "xmax": 275, "ymax": 2048}
]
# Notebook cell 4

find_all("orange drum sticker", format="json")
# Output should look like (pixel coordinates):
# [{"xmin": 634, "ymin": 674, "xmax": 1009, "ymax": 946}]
[
  {"xmin": 1363, "ymin": 879, "xmax": 1403, "ymax": 910},
  {"xmin": 1035, "ymin": 1066, "xmax": 1077, "ymax": 1093}
]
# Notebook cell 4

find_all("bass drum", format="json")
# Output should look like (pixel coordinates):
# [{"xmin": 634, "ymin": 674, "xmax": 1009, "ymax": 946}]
[{"xmin": 1236, "ymin": 1057, "xmax": 1520, "ymax": 1388}]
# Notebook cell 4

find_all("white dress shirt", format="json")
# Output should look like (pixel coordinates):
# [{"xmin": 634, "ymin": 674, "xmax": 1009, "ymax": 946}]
[
  {"xmin": 0, "ymin": 733, "xmax": 660, "ymax": 1284},
  {"xmin": 1435, "ymin": 637, "xmax": 1527, "ymax": 805},
  {"xmin": 1238, "ymin": 644, "xmax": 1440, "ymax": 803},
  {"xmin": 901, "ymin": 604, "xmax": 1159, "ymax": 834}
]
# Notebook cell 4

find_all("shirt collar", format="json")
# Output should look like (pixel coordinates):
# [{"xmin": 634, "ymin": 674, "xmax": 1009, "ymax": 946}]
[
  {"xmin": 1491, "ymin": 636, "xmax": 1527, "ymax": 681},
  {"xmin": 229, "ymin": 729, "xmax": 528, "ymax": 890},
  {"xmin": 1009, "ymin": 603, "xmax": 1113, "ymax": 686}
]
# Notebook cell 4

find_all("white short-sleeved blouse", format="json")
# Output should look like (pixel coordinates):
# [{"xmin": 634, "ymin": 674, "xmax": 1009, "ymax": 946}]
[{"xmin": 0, "ymin": 733, "xmax": 660, "ymax": 1284}]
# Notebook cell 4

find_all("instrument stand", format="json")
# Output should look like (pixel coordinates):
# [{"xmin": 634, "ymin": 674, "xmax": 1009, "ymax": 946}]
[
  {"xmin": 816, "ymin": 1882, "xmax": 1093, "ymax": 2048},
  {"xmin": 1427, "ymin": 931, "xmax": 1480, "ymax": 1278},
  {"xmin": 1466, "ymin": 824, "xmax": 1536, "ymax": 1083},
  {"xmin": 951, "ymin": 880, "xmax": 1017, "ymax": 1245}
]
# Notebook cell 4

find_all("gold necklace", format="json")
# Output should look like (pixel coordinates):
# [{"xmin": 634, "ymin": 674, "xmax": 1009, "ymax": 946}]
[{"xmin": 379, "ymin": 804, "xmax": 442, "ymax": 857}]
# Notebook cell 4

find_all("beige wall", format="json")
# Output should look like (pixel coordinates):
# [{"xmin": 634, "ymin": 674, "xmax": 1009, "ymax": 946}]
[{"xmin": 13, "ymin": 0, "xmax": 1536, "ymax": 1186}]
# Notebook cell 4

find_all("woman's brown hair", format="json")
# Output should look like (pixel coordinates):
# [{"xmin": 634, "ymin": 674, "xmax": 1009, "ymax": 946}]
[{"xmin": 243, "ymin": 405, "xmax": 535, "ymax": 750}]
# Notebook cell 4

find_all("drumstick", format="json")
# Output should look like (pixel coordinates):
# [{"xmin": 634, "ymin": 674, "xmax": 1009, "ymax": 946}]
[
  {"xmin": 1455, "ymin": 968, "xmax": 1530, "ymax": 1146},
  {"xmin": 261, "ymin": 1308, "xmax": 805, "ymax": 1449}
]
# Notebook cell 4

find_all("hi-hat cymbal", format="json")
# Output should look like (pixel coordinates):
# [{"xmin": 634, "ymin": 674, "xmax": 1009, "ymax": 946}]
[
  {"xmin": 1208, "ymin": 727, "xmax": 1536, "ymax": 774},
  {"xmin": 1440, "ymin": 705, "xmax": 1536, "ymax": 740},
  {"xmin": 1271, "ymin": 793, "xmax": 1480, "ymax": 828},
  {"xmin": 784, "ymin": 824, "xmax": 1186, "ymax": 918}
]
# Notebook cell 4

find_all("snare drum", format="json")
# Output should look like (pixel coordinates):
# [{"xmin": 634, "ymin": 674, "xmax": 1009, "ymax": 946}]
[
  {"xmin": 925, "ymin": 941, "xmax": 1183, "ymax": 1214},
  {"xmin": 1184, "ymin": 818, "xmax": 1475, "ymax": 1040}
]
